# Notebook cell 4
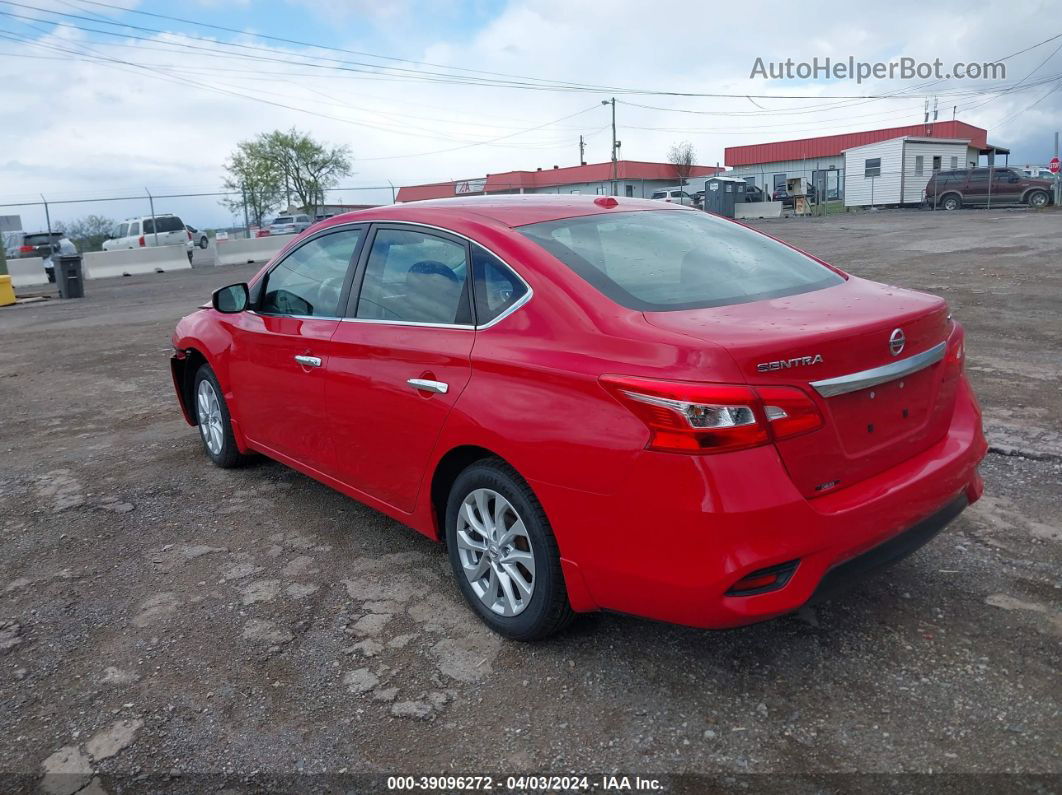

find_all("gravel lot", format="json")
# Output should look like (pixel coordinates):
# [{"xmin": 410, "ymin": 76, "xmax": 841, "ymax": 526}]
[{"xmin": 1, "ymin": 208, "xmax": 1059, "ymax": 792}]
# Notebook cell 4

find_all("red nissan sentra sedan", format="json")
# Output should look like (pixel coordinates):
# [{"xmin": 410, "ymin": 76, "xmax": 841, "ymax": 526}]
[{"xmin": 171, "ymin": 196, "xmax": 986, "ymax": 640}]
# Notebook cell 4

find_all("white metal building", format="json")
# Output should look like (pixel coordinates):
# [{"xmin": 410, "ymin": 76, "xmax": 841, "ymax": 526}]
[
  {"xmin": 842, "ymin": 137, "xmax": 980, "ymax": 207},
  {"xmin": 722, "ymin": 121, "xmax": 1008, "ymax": 203}
]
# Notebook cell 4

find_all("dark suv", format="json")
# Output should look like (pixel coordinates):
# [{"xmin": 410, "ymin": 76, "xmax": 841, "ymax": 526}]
[{"xmin": 926, "ymin": 168, "xmax": 1054, "ymax": 210}]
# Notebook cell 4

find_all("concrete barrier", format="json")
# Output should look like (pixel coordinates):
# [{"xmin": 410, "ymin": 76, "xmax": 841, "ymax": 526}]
[
  {"xmin": 215, "ymin": 235, "xmax": 295, "ymax": 267},
  {"xmin": 82, "ymin": 245, "xmax": 191, "ymax": 280},
  {"xmin": 8, "ymin": 257, "xmax": 49, "ymax": 289},
  {"xmin": 735, "ymin": 201, "xmax": 783, "ymax": 220}
]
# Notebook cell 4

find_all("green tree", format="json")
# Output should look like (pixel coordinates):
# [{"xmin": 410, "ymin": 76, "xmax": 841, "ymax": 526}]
[
  {"xmin": 221, "ymin": 129, "xmax": 352, "ymax": 224},
  {"xmin": 59, "ymin": 215, "xmax": 116, "ymax": 252},
  {"xmin": 261, "ymin": 128, "xmax": 352, "ymax": 217},
  {"xmin": 221, "ymin": 139, "xmax": 284, "ymax": 228}
]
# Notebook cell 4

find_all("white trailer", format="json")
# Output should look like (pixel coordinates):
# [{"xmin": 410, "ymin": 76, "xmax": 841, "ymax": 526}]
[{"xmin": 842, "ymin": 136, "xmax": 980, "ymax": 207}]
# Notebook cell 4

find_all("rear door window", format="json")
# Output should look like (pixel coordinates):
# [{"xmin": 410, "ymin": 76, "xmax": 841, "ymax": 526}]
[
  {"xmin": 354, "ymin": 227, "xmax": 472, "ymax": 325},
  {"xmin": 142, "ymin": 219, "xmax": 154, "ymax": 234},
  {"xmin": 116, "ymin": 223, "xmax": 129, "ymax": 238},
  {"xmin": 519, "ymin": 209, "xmax": 843, "ymax": 311},
  {"xmin": 129, "ymin": 222, "xmax": 140, "ymax": 236}
]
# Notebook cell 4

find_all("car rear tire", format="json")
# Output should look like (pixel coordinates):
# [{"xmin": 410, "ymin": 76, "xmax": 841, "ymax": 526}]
[
  {"xmin": 1026, "ymin": 190, "xmax": 1049, "ymax": 209},
  {"xmin": 940, "ymin": 194, "xmax": 961, "ymax": 211},
  {"xmin": 193, "ymin": 364, "xmax": 246, "ymax": 468},
  {"xmin": 445, "ymin": 459, "xmax": 575, "ymax": 641},
  {"xmin": 199, "ymin": 236, "xmax": 209, "ymax": 249}
]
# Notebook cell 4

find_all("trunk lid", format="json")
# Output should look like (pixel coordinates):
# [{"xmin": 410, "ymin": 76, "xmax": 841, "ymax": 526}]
[{"xmin": 644, "ymin": 276, "xmax": 958, "ymax": 498}]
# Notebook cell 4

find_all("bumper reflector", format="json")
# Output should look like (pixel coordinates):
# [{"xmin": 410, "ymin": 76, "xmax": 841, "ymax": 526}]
[{"xmin": 726, "ymin": 560, "xmax": 799, "ymax": 597}]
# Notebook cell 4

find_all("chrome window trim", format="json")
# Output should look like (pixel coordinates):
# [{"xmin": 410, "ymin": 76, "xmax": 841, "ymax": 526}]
[
  {"xmin": 248, "ymin": 219, "xmax": 533, "ymax": 330},
  {"xmin": 810, "ymin": 342, "xmax": 947, "ymax": 398}
]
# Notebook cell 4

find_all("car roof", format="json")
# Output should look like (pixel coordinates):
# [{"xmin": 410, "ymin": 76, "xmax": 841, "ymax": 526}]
[{"xmin": 317, "ymin": 194, "xmax": 690, "ymax": 230}]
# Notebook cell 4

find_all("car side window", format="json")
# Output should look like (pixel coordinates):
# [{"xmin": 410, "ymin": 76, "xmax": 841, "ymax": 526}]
[
  {"xmin": 355, "ymin": 228, "xmax": 471, "ymax": 325},
  {"xmin": 143, "ymin": 218, "xmax": 155, "ymax": 235},
  {"xmin": 116, "ymin": 223, "xmax": 129, "ymax": 238},
  {"xmin": 129, "ymin": 222, "xmax": 140, "ymax": 236},
  {"xmin": 472, "ymin": 244, "xmax": 527, "ymax": 325},
  {"xmin": 259, "ymin": 229, "xmax": 362, "ymax": 318}
]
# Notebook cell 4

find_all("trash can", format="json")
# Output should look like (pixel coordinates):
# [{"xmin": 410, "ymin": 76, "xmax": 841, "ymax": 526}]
[{"xmin": 56, "ymin": 253, "xmax": 85, "ymax": 299}]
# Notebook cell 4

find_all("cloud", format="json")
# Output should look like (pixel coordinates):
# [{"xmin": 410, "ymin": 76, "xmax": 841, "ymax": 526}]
[{"xmin": 1, "ymin": 0, "xmax": 1060, "ymax": 229}]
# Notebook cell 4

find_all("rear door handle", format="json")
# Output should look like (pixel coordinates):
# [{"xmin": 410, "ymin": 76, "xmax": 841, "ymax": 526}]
[
  {"xmin": 407, "ymin": 378, "xmax": 448, "ymax": 394},
  {"xmin": 294, "ymin": 355, "xmax": 322, "ymax": 368}
]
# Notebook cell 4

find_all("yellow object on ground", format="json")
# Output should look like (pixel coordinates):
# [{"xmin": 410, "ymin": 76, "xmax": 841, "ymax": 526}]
[{"xmin": 0, "ymin": 274, "xmax": 15, "ymax": 307}]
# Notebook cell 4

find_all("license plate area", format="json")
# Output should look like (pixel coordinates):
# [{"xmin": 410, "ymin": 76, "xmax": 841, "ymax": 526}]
[{"xmin": 828, "ymin": 366, "xmax": 935, "ymax": 455}]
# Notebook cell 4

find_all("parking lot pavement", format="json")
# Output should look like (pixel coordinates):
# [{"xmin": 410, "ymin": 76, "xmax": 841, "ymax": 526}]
[{"xmin": 0, "ymin": 209, "xmax": 1059, "ymax": 787}]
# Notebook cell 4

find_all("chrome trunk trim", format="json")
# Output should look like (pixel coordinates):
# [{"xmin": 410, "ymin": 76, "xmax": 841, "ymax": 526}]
[{"xmin": 810, "ymin": 342, "xmax": 947, "ymax": 398}]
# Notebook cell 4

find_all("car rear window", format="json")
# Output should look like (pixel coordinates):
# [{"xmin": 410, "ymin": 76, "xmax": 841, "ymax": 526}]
[
  {"xmin": 156, "ymin": 216, "xmax": 184, "ymax": 232},
  {"xmin": 23, "ymin": 233, "xmax": 59, "ymax": 246},
  {"xmin": 274, "ymin": 217, "xmax": 293, "ymax": 224},
  {"xmin": 518, "ymin": 209, "xmax": 843, "ymax": 311}
]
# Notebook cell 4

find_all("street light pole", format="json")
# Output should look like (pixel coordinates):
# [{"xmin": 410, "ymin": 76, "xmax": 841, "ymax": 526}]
[{"xmin": 602, "ymin": 98, "xmax": 617, "ymax": 195}]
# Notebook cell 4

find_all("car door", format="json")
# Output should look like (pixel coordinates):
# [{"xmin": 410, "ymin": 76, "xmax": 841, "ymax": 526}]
[
  {"xmin": 225, "ymin": 226, "xmax": 365, "ymax": 473},
  {"xmin": 991, "ymin": 170, "xmax": 1021, "ymax": 203},
  {"xmin": 323, "ymin": 224, "xmax": 476, "ymax": 512},
  {"xmin": 964, "ymin": 169, "xmax": 990, "ymax": 205}
]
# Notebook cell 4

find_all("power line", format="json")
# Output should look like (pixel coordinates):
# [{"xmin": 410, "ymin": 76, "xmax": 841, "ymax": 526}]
[{"xmin": 0, "ymin": 0, "xmax": 1042, "ymax": 100}]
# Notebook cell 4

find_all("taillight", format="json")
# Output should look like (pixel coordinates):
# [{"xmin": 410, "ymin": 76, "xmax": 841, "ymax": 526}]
[
  {"xmin": 600, "ymin": 376, "xmax": 768, "ymax": 454},
  {"xmin": 601, "ymin": 376, "xmax": 824, "ymax": 454},
  {"xmin": 755, "ymin": 386, "xmax": 824, "ymax": 440},
  {"xmin": 187, "ymin": 230, "xmax": 192, "ymax": 240},
  {"xmin": 943, "ymin": 322, "xmax": 965, "ymax": 379},
  {"xmin": 19, "ymin": 245, "xmax": 34, "ymax": 253},
  {"xmin": 138, "ymin": 235, "xmax": 145, "ymax": 247}
]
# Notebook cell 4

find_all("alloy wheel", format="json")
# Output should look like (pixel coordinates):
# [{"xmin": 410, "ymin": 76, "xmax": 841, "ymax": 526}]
[
  {"xmin": 455, "ymin": 488, "xmax": 536, "ymax": 616},
  {"xmin": 196, "ymin": 380, "xmax": 224, "ymax": 455}
]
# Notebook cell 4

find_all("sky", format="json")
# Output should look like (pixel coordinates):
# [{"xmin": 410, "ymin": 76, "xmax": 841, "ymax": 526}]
[{"xmin": 1, "ymin": 0, "xmax": 1061, "ymax": 231}]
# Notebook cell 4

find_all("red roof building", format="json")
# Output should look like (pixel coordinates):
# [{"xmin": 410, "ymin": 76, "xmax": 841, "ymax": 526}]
[
  {"xmin": 396, "ymin": 160, "xmax": 724, "ymax": 202},
  {"xmin": 725, "ymin": 121, "xmax": 1005, "ymax": 167}
]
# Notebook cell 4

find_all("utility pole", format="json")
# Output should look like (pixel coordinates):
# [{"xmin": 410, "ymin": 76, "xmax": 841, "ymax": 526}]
[
  {"xmin": 579, "ymin": 135, "xmax": 586, "ymax": 166},
  {"xmin": 145, "ymin": 188, "xmax": 159, "ymax": 246},
  {"xmin": 1055, "ymin": 131, "xmax": 1060, "ymax": 207},
  {"xmin": 241, "ymin": 183, "xmax": 251, "ymax": 239},
  {"xmin": 41, "ymin": 194, "xmax": 51, "ymax": 238},
  {"xmin": 602, "ymin": 98, "xmax": 617, "ymax": 195}
]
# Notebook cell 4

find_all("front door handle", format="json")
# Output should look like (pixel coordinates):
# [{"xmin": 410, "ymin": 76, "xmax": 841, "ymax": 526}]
[
  {"xmin": 294, "ymin": 354, "xmax": 322, "ymax": 368},
  {"xmin": 407, "ymin": 378, "xmax": 448, "ymax": 394}
]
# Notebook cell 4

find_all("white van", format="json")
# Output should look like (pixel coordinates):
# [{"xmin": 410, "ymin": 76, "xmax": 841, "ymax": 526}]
[
  {"xmin": 649, "ymin": 188, "xmax": 694, "ymax": 206},
  {"xmin": 104, "ymin": 214, "xmax": 194, "ymax": 262}
]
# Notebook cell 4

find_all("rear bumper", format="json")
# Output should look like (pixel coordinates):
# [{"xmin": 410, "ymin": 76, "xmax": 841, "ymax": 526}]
[
  {"xmin": 536, "ymin": 376, "xmax": 986, "ymax": 629},
  {"xmin": 807, "ymin": 493, "xmax": 967, "ymax": 605}
]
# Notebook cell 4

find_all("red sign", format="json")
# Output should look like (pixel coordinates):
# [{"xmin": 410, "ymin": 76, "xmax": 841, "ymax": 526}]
[{"xmin": 1051, "ymin": 157, "xmax": 1060, "ymax": 174}]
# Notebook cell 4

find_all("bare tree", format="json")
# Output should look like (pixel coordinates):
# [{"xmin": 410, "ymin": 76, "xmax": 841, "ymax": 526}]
[{"xmin": 667, "ymin": 141, "xmax": 696, "ymax": 187}]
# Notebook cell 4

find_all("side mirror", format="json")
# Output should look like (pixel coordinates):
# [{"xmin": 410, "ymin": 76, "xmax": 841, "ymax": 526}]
[{"xmin": 212, "ymin": 283, "xmax": 249, "ymax": 313}]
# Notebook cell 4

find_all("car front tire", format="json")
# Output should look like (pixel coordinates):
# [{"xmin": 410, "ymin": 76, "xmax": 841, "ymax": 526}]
[
  {"xmin": 192, "ymin": 364, "xmax": 246, "ymax": 468},
  {"xmin": 941, "ymin": 194, "xmax": 961, "ymax": 211},
  {"xmin": 445, "ymin": 459, "xmax": 575, "ymax": 641}
]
